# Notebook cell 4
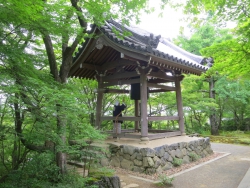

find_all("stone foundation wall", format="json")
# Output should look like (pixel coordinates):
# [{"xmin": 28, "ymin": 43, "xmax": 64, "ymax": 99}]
[{"xmin": 106, "ymin": 137, "xmax": 213, "ymax": 174}]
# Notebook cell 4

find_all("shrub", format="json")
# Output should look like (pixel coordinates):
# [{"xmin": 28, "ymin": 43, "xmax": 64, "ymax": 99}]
[
  {"xmin": 189, "ymin": 152, "xmax": 200, "ymax": 162},
  {"xmin": 158, "ymin": 174, "xmax": 174, "ymax": 186},
  {"xmin": 172, "ymin": 157, "xmax": 183, "ymax": 167}
]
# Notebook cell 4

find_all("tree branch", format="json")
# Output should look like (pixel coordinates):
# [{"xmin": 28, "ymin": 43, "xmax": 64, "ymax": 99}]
[{"xmin": 42, "ymin": 33, "xmax": 60, "ymax": 82}]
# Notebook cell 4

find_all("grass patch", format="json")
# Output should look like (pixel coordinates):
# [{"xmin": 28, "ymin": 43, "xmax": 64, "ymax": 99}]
[{"xmin": 201, "ymin": 131, "xmax": 250, "ymax": 145}]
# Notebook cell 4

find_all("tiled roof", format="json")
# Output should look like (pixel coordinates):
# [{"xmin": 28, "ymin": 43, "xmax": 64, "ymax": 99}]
[
  {"xmin": 71, "ymin": 20, "xmax": 211, "ymax": 78},
  {"xmin": 97, "ymin": 20, "xmax": 211, "ymax": 72}
]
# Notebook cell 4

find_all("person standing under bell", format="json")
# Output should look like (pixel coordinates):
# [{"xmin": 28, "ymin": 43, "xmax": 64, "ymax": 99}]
[{"xmin": 113, "ymin": 100, "xmax": 126, "ymax": 138}]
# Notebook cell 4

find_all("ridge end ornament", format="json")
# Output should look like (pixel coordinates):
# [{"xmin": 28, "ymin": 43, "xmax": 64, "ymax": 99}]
[{"xmin": 96, "ymin": 38, "xmax": 104, "ymax": 50}]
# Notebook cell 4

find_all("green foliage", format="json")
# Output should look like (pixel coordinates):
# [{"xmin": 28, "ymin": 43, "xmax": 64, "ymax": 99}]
[
  {"xmin": 189, "ymin": 152, "xmax": 200, "ymax": 161},
  {"xmin": 175, "ymin": 24, "xmax": 233, "ymax": 55},
  {"xmin": 172, "ymin": 157, "xmax": 183, "ymax": 167},
  {"xmin": 0, "ymin": 152, "xmax": 90, "ymax": 188},
  {"xmin": 157, "ymin": 174, "xmax": 174, "ymax": 186}
]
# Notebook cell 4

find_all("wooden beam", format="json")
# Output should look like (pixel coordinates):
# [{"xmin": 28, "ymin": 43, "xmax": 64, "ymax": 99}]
[
  {"xmin": 78, "ymin": 62, "xmax": 101, "ymax": 72},
  {"xmin": 101, "ymin": 58, "xmax": 136, "ymax": 71},
  {"xmin": 104, "ymin": 129, "xmax": 135, "ymax": 133},
  {"xmin": 100, "ymin": 116, "xmax": 141, "ymax": 121},
  {"xmin": 148, "ymin": 78, "xmax": 173, "ymax": 84},
  {"xmin": 149, "ymin": 89, "xmax": 172, "ymax": 93},
  {"xmin": 147, "ymin": 83, "xmax": 176, "ymax": 91},
  {"xmin": 103, "ymin": 78, "xmax": 140, "ymax": 87},
  {"xmin": 148, "ymin": 116, "xmax": 179, "ymax": 121},
  {"xmin": 148, "ymin": 71, "xmax": 175, "ymax": 81},
  {"xmin": 102, "ymin": 88, "xmax": 129, "ymax": 94},
  {"xmin": 69, "ymin": 31, "xmax": 100, "ymax": 76},
  {"xmin": 102, "ymin": 71, "xmax": 139, "ymax": 82}
]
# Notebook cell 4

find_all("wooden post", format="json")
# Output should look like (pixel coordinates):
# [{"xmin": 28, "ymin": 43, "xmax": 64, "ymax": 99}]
[
  {"xmin": 175, "ymin": 75, "xmax": 185, "ymax": 135},
  {"xmin": 95, "ymin": 75, "xmax": 104, "ymax": 129},
  {"xmin": 140, "ymin": 69, "xmax": 149, "ymax": 143},
  {"xmin": 134, "ymin": 100, "xmax": 139, "ymax": 131}
]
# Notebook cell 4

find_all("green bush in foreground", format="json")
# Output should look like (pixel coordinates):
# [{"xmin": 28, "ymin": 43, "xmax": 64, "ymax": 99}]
[
  {"xmin": 189, "ymin": 152, "xmax": 201, "ymax": 162},
  {"xmin": 157, "ymin": 174, "xmax": 174, "ymax": 187},
  {"xmin": 172, "ymin": 157, "xmax": 183, "ymax": 167}
]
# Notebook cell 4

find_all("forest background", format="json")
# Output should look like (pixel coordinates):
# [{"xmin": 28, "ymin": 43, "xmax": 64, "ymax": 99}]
[{"xmin": 1, "ymin": 0, "xmax": 250, "ymax": 187}]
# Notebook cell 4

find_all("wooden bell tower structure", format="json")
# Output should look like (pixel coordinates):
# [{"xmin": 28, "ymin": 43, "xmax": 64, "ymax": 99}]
[{"xmin": 69, "ymin": 20, "xmax": 210, "ymax": 142}]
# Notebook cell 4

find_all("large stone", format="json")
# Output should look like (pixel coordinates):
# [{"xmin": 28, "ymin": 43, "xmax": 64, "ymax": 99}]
[
  {"xmin": 94, "ymin": 176, "xmax": 121, "ymax": 188},
  {"xmin": 153, "ymin": 156, "xmax": 161, "ymax": 168},
  {"xmin": 167, "ymin": 155, "xmax": 173, "ymax": 162},
  {"xmin": 136, "ymin": 153, "xmax": 143, "ymax": 160},
  {"xmin": 140, "ymin": 148, "xmax": 155, "ymax": 157},
  {"xmin": 154, "ymin": 146, "xmax": 165, "ymax": 157},
  {"xmin": 143, "ymin": 157, "xmax": 154, "ymax": 167},
  {"xmin": 163, "ymin": 152, "xmax": 169, "ymax": 161},
  {"xmin": 160, "ymin": 158, "xmax": 166, "ymax": 166},
  {"xmin": 110, "ymin": 156, "xmax": 120, "ymax": 167},
  {"xmin": 109, "ymin": 144, "xmax": 120, "ymax": 153},
  {"xmin": 132, "ymin": 166, "xmax": 144, "ymax": 173},
  {"xmin": 183, "ymin": 142, "xmax": 188, "ymax": 148},
  {"xmin": 148, "ymin": 157, "xmax": 155, "ymax": 167},
  {"xmin": 121, "ymin": 159, "xmax": 134, "ymax": 170},
  {"xmin": 162, "ymin": 162, "xmax": 173, "ymax": 171},
  {"xmin": 193, "ymin": 140, "xmax": 198, "ymax": 148},
  {"xmin": 145, "ymin": 168, "xmax": 156, "ymax": 174},
  {"xmin": 175, "ymin": 149, "xmax": 183, "ymax": 158},
  {"xmin": 131, "ymin": 152, "xmax": 138, "ymax": 160},
  {"xmin": 198, "ymin": 139, "xmax": 204, "ymax": 146},
  {"xmin": 123, "ymin": 145, "xmax": 138, "ymax": 155},
  {"xmin": 179, "ymin": 142, "xmax": 185, "ymax": 149},
  {"xmin": 124, "ymin": 154, "xmax": 131, "ymax": 160},
  {"xmin": 119, "ymin": 156, "xmax": 124, "ymax": 162},
  {"xmin": 134, "ymin": 159, "xmax": 143, "ymax": 166},
  {"xmin": 169, "ymin": 143, "xmax": 178, "ymax": 150},
  {"xmin": 118, "ymin": 150, "xmax": 123, "ymax": 156},
  {"xmin": 156, "ymin": 165, "xmax": 163, "ymax": 173},
  {"xmin": 181, "ymin": 148, "xmax": 187, "ymax": 156},
  {"xmin": 169, "ymin": 150, "xmax": 176, "ymax": 158},
  {"xmin": 153, "ymin": 156, "xmax": 160, "ymax": 162},
  {"xmin": 204, "ymin": 137, "xmax": 210, "ymax": 144},
  {"xmin": 100, "ymin": 157, "xmax": 109, "ymax": 166},
  {"xmin": 143, "ymin": 157, "xmax": 148, "ymax": 167},
  {"xmin": 183, "ymin": 155, "xmax": 190, "ymax": 164},
  {"xmin": 164, "ymin": 144, "xmax": 169, "ymax": 152}
]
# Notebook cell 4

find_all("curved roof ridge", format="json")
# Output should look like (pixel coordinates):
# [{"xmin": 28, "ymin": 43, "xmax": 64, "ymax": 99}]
[
  {"xmin": 105, "ymin": 20, "xmax": 147, "ymax": 47},
  {"xmin": 106, "ymin": 19, "xmax": 161, "ymax": 48},
  {"xmin": 159, "ymin": 37, "xmax": 204, "ymax": 64}
]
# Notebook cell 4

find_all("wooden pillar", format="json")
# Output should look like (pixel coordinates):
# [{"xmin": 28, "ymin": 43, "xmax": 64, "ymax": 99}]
[
  {"xmin": 134, "ymin": 100, "xmax": 139, "ymax": 131},
  {"xmin": 175, "ymin": 75, "xmax": 185, "ymax": 135},
  {"xmin": 95, "ymin": 75, "xmax": 104, "ymax": 129},
  {"xmin": 140, "ymin": 69, "xmax": 149, "ymax": 142}
]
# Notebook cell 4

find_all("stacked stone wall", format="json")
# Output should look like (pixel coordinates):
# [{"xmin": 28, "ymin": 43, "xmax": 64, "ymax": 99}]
[{"xmin": 106, "ymin": 137, "xmax": 213, "ymax": 174}]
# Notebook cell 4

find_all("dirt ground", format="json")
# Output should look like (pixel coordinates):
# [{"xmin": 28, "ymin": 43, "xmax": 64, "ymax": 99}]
[{"xmin": 116, "ymin": 172, "xmax": 162, "ymax": 188}]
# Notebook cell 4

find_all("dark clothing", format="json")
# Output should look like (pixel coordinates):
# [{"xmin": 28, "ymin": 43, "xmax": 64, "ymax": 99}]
[{"xmin": 113, "ymin": 104, "xmax": 126, "ymax": 123}]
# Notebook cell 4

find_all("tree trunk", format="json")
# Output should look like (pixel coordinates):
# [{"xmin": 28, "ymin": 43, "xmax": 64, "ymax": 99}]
[{"xmin": 209, "ymin": 77, "xmax": 219, "ymax": 135}]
